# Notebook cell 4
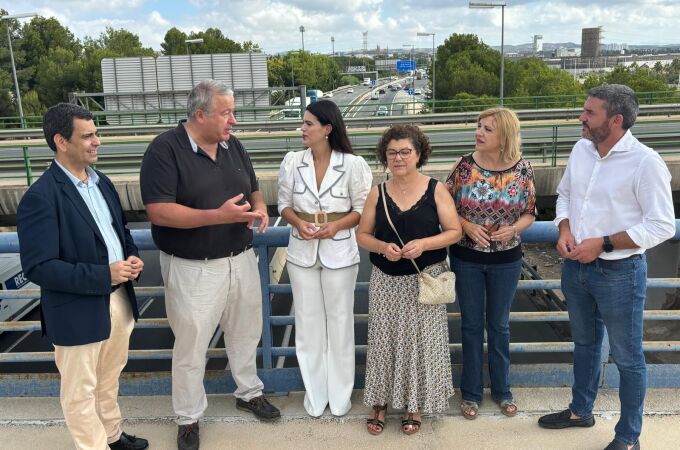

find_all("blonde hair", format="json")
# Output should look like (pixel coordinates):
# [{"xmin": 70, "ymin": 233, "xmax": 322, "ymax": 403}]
[{"xmin": 478, "ymin": 107, "xmax": 521, "ymax": 163}]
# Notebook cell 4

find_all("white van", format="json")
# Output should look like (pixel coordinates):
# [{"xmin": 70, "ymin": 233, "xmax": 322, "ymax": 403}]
[{"xmin": 371, "ymin": 90, "xmax": 380, "ymax": 100}]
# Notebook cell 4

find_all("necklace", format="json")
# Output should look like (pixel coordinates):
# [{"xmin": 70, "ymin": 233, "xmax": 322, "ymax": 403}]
[{"xmin": 392, "ymin": 178, "xmax": 412, "ymax": 196}]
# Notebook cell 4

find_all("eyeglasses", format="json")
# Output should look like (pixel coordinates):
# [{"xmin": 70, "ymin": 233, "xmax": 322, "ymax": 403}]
[{"xmin": 386, "ymin": 148, "xmax": 414, "ymax": 159}]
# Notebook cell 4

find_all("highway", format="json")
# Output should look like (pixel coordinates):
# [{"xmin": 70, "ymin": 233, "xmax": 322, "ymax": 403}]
[{"xmin": 0, "ymin": 118, "xmax": 676, "ymax": 166}]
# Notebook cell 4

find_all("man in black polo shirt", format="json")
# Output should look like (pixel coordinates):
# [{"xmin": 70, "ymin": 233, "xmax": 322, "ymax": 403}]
[{"xmin": 140, "ymin": 79, "xmax": 280, "ymax": 450}]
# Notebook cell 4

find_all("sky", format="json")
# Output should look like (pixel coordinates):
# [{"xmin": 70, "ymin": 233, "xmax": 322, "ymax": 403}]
[{"xmin": 4, "ymin": 0, "xmax": 680, "ymax": 54}]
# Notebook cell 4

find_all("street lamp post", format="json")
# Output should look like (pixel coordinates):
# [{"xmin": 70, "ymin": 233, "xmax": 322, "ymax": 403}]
[
  {"xmin": 417, "ymin": 32, "xmax": 436, "ymax": 113},
  {"xmin": 1, "ymin": 12, "xmax": 37, "ymax": 129},
  {"xmin": 403, "ymin": 44, "xmax": 415, "ymax": 114},
  {"xmin": 331, "ymin": 36, "xmax": 335, "ymax": 57},
  {"xmin": 299, "ymin": 26, "xmax": 305, "ymax": 52},
  {"xmin": 184, "ymin": 38, "xmax": 204, "ymax": 55},
  {"xmin": 469, "ymin": 1, "xmax": 506, "ymax": 106}
]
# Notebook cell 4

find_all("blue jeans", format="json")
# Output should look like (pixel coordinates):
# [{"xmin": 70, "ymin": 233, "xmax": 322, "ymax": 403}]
[
  {"xmin": 452, "ymin": 257, "xmax": 522, "ymax": 403},
  {"xmin": 562, "ymin": 256, "xmax": 647, "ymax": 445}
]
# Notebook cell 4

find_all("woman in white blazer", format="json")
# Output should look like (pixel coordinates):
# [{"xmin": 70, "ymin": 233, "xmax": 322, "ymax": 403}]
[{"xmin": 278, "ymin": 100, "xmax": 372, "ymax": 417}]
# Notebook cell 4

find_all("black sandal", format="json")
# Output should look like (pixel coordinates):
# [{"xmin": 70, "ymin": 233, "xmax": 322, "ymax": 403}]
[
  {"xmin": 366, "ymin": 404, "xmax": 387, "ymax": 435},
  {"xmin": 401, "ymin": 413, "xmax": 421, "ymax": 435}
]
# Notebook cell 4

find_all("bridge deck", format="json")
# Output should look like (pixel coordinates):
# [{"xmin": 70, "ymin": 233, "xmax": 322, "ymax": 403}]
[{"xmin": 2, "ymin": 388, "xmax": 679, "ymax": 449}]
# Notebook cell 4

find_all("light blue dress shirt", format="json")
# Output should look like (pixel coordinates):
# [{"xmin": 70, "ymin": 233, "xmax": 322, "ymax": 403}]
[{"xmin": 54, "ymin": 160, "xmax": 125, "ymax": 264}]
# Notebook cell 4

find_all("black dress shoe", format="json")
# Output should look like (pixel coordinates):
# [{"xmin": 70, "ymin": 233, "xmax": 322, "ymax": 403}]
[
  {"xmin": 177, "ymin": 422, "xmax": 199, "ymax": 450},
  {"xmin": 236, "ymin": 395, "xmax": 281, "ymax": 420},
  {"xmin": 538, "ymin": 409, "xmax": 595, "ymax": 429},
  {"xmin": 604, "ymin": 438, "xmax": 640, "ymax": 450},
  {"xmin": 109, "ymin": 432, "xmax": 149, "ymax": 450}
]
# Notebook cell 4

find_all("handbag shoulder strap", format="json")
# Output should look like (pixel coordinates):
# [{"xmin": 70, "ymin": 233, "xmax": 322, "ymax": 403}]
[{"xmin": 380, "ymin": 182, "xmax": 421, "ymax": 274}]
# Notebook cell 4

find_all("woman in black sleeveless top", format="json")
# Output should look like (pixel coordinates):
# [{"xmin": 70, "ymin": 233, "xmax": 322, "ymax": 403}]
[{"xmin": 357, "ymin": 124, "xmax": 462, "ymax": 435}]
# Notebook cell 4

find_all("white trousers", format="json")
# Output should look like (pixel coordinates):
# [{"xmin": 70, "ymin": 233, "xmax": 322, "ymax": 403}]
[
  {"xmin": 160, "ymin": 250, "xmax": 264, "ymax": 425},
  {"xmin": 288, "ymin": 260, "xmax": 358, "ymax": 417},
  {"xmin": 53, "ymin": 288, "xmax": 134, "ymax": 450}
]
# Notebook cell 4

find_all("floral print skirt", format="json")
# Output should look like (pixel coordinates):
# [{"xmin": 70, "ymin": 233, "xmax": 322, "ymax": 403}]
[{"xmin": 363, "ymin": 265, "xmax": 454, "ymax": 414}]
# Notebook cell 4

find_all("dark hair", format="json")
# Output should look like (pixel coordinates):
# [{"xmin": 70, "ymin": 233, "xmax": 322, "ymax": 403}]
[
  {"xmin": 376, "ymin": 124, "xmax": 431, "ymax": 168},
  {"xmin": 305, "ymin": 100, "xmax": 353, "ymax": 154},
  {"xmin": 43, "ymin": 103, "xmax": 94, "ymax": 152},
  {"xmin": 587, "ymin": 84, "xmax": 639, "ymax": 130}
]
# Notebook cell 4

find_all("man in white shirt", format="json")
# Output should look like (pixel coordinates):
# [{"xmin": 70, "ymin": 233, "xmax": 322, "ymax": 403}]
[{"xmin": 538, "ymin": 84, "xmax": 675, "ymax": 450}]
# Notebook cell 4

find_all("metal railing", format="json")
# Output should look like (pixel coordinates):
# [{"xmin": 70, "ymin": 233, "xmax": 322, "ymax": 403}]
[
  {"xmin": 1, "ymin": 118, "xmax": 679, "ymax": 185},
  {"xmin": 1, "ymin": 221, "xmax": 680, "ymax": 396},
  {"xmin": 2, "ymin": 90, "xmax": 678, "ymax": 130}
]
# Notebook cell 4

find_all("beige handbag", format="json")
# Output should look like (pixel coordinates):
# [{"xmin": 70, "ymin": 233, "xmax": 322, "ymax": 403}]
[{"xmin": 380, "ymin": 182, "xmax": 456, "ymax": 305}]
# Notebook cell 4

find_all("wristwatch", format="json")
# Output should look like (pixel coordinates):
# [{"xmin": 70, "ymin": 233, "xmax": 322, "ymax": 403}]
[{"xmin": 602, "ymin": 235, "xmax": 614, "ymax": 253}]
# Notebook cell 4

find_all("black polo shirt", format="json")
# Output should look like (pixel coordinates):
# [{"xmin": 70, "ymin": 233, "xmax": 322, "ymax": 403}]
[{"xmin": 140, "ymin": 120, "xmax": 259, "ymax": 259}]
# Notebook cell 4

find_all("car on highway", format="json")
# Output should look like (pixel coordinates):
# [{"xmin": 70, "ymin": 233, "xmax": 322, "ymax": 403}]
[
  {"xmin": 378, "ymin": 88, "xmax": 386, "ymax": 94},
  {"xmin": 375, "ymin": 106, "xmax": 389, "ymax": 116},
  {"xmin": 322, "ymin": 91, "xmax": 333, "ymax": 98},
  {"xmin": 414, "ymin": 89, "xmax": 422, "ymax": 95},
  {"xmin": 370, "ymin": 90, "xmax": 380, "ymax": 100},
  {"xmin": 347, "ymin": 88, "xmax": 354, "ymax": 94}
]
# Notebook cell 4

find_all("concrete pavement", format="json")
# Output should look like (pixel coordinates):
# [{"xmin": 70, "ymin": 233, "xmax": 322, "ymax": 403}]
[{"xmin": 2, "ymin": 387, "xmax": 680, "ymax": 449}]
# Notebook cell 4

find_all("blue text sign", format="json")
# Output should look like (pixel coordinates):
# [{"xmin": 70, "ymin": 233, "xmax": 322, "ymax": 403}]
[{"xmin": 396, "ymin": 60, "xmax": 416, "ymax": 71}]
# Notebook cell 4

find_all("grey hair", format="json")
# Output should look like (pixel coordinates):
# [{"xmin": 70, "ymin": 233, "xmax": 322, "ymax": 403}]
[
  {"xmin": 587, "ymin": 84, "xmax": 639, "ymax": 130},
  {"xmin": 187, "ymin": 80, "xmax": 234, "ymax": 120}
]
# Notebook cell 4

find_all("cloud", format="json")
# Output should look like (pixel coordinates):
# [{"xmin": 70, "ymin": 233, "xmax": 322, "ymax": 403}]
[{"xmin": 6, "ymin": 0, "xmax": 680, "ymax": 52}]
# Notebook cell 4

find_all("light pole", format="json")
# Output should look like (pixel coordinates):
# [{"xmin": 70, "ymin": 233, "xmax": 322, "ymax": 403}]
[
  {"xmin": 299, "ymin": 26, "xmax": 305, "ymax": 52},
  {"xmin": 402, "ymin": 44, "xmax": 415, "ymax": 114},
  {"xmin": 184, "ymin": 38, "xmax": 204, "ymax": 55},
  {"xmin": 469, "ymin": 1, "xmax": 506, "ymax": 106},
  {"xmin": 1, "ymin": 12, "xmax": 37, "ymax": 129},
  {"xmin": 331, "ymin": 36, "xmax": 335, "ymax": 57},
  {"xmin": 417, "ymin": 32, "xmax": 435, "ymax": 113}
]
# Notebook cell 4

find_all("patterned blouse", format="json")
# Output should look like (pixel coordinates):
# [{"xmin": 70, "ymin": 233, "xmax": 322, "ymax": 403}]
[{"xmin": 446, "ymin": 153, "xmax": 536, "ymax": 254}]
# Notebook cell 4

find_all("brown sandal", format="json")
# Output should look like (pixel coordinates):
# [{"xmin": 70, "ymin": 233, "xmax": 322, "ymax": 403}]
[
  {"xmin": 461, "ymin": 400, "xmax": 479, "ymax": 420},
  {"xmin": 366, "ymin": 404, "xmax": 387, "ymax": 435},
  {"xmin": 499, "ymin": 399, "xmax": 518, "ymax": 417},
  {"xmin": 401, "ymin": 413, "xmax": 421, "ymax": 435}
]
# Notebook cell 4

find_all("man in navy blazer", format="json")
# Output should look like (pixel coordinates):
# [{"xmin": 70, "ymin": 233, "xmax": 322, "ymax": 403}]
[{"xmin": 17, "ymin": 103, "xmax": 148, "ymax": 450}]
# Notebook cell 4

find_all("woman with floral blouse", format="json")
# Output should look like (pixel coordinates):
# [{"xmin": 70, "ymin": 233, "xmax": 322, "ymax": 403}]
[{"xmin": 446, "ymin": 107, "xmax": 536, "ymax": 420}]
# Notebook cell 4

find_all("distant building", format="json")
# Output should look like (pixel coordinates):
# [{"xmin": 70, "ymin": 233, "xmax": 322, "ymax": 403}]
[
  {"xmin": 376, "ymin": 59, "xmax": 400, "ymax": 71},
  {"xmin": 555, "ymin": 47, "xmax": 581, "ymax": 58},
  {"xmin": 582, "ymin": 27, "xmax": 602, "ymax": 57},
  {"xmin": 533, "ymin": 35, "xmax": 543, "ymax": 53},
  {"xmin": 603, "ymin": 43, "xmax": 629, "ymax": 53}
]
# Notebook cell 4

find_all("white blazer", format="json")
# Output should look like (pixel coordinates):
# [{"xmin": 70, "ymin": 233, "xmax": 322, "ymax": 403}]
[{"xmin": 278, "ymin": 149, "xmax": 372, "ymax": 269}]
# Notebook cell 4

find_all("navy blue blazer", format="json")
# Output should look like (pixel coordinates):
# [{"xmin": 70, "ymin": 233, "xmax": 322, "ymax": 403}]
[{"xmin": 17, "ymin": 162, "xmax": 140, "ymax": 346}]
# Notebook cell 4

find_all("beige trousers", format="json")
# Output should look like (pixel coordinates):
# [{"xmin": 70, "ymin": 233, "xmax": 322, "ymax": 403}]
[
  {"xmin": 53, "ymin": 288, "xmax": 134, "ymax": 450},
  {"xmin": 160, "ymin": 249, "xmax": 264, "ymax": 425}
]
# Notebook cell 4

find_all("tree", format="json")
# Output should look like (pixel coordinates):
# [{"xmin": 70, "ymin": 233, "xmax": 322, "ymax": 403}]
[
  {"xmin": 18, "ymin": 16, "xmax": 81, "ymax": 85},
  {"xmin": 583, "ymin": 65, "xmax": 671, "ymax": 94},
  {"xmin": 161, "ymin": 27, "xmax": 188, "ymax": 55},
  {"xmin": 34, "ymin": 47, "xmax": 82, "ymax": 106},
  {"xmin": 92, "ymin": 27, "xmax": 155, "ymax": 57},
  {"xmin": 187, "ymin": 28, "xmax": 243, "ymax": 54},
  {"xmin": 507, "ymin": 57, "xmax": 582, "ymax": 105},
  {"xmin": 436, "ymin": 33, "xmax": 501, "ymax": 99},
  {"xmin": 0, "ymin": 70, "xmax": 16, "ymax": 121},
  {"xmin": 242, "ymin": 41, "xmax": 262, "ymax": 53}
]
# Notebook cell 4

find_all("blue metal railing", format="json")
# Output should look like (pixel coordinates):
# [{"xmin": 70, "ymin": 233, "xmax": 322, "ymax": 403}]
[{"xmin": 1, "ymin": 221, "xmax": 680, "ymax": 396}]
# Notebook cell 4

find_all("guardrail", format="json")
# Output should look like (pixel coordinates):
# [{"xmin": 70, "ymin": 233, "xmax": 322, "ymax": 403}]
[
  {"xmin": 2, "ymin": 104, "xmax": 679, "ymax": 140},
  {"xmin": 1, "ymin": 119, "xmax": 679, "ymax": 185},
  {"xmin": 2, "ymin": 89, "xmax": 678, "ymax": 130},
  {"xmin": 1, "ymin": 221, "xmax": 680, "ymax": 396}
]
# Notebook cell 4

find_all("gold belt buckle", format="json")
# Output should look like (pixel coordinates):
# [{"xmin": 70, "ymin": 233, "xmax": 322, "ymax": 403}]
[{"xmin": 313, "ymin": 211, "xmax": 328, "ymax": 226}]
